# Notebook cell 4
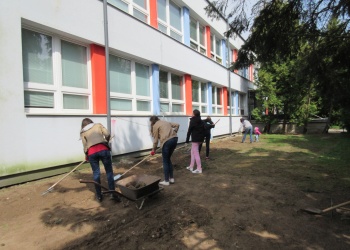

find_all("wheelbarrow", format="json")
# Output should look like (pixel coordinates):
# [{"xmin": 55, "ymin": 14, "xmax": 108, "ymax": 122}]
[{"xmin": 79, "ymin": 174, "xmax": 163, "ymax": 210}]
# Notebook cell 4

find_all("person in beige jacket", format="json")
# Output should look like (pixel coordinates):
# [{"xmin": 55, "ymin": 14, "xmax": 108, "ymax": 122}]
[
  {"xmin": 80, "ymin": 118, "xmax": 120, "ymax": 202},
  {"xmin": 149, "ymin": 116, "xmax": 179, "ymax": 186}
]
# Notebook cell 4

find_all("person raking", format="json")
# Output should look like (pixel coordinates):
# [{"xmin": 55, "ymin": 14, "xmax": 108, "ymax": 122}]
[
  {"xmin": 149, "ymin": 116, "xmax": 179, "ymax": 186},
  {"xmin": 80, "ymin": 118, "xmax": 120, "ymax": 202}
]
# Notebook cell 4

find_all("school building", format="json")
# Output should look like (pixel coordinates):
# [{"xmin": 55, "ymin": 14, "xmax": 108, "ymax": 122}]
[{"xmin": 0, "ymin": 0, "xmax": 257, "ymax": 187}]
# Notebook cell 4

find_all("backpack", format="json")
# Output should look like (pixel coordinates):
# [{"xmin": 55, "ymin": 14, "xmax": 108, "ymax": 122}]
[{"xmin": 202, "ymin": 120, "xmax": 214, "ymax": 131}]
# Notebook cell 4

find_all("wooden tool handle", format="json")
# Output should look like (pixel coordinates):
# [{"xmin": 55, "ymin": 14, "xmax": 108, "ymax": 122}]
[
  {"xmin": 121, "ymin": 154, "xmax": 152, "ymax": 176},
  {"xmin": 322, "ymin": 200, "xmax": 350, "ymax": 212}
]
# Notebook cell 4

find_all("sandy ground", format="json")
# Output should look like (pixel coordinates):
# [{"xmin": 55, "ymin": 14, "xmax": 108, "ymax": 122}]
[{"xmin": 1, "ymin": 134, "xmax": 349, "ymax": 250}]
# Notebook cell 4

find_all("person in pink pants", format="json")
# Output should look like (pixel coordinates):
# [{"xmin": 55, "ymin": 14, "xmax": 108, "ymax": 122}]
[{"xmin": 185, "ymin": 110, "xmax": 205, "ymax": 174}]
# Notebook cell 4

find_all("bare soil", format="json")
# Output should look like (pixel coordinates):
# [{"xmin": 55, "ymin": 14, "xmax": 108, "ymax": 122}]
[{"xmin": 1, "ymin": 134, "xmax": 349, "ymax": 250}]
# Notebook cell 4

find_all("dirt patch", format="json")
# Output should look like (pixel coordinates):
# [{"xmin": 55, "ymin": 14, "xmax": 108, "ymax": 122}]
[{"xmin": 1, "ymin": 134, "xmax": 350, "ymax": 249}]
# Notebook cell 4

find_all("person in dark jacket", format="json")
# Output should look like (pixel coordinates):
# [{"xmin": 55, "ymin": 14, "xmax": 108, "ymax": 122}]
[
  {"xmin": 185, "ymin": 109, "xmax": 205, "ymax": 173},
  {"xmin": 198, "ymin": 116, "xmax": 215, "ymax": 160}
]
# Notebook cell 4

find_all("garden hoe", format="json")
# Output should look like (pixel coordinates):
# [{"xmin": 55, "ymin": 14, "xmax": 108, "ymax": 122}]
[{"xmin": 302, "ymin": 200, "xmax": 350, "ymax": 215}]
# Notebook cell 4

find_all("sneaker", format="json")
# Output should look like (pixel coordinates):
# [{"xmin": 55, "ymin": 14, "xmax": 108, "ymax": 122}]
[
  {"xmin": 205, "ymin": 157, "xmax": 210, "ymax": 160},
  {"xmin": 169, "ymin": 178, "xmax": 175, "ymax": 184},
  {"xmin": 96, "ymin": 195, "xmax": 103, "ymax": 202},
  {"xmin": 186, "ymin": 166, "xmax": 193, "ymax": 171},
  {"xmin": 192, "ymin": 169, "xmax": 202, "ymax": 174},
  {"xmin": 110, "ymin": 194, "xmax": 121, "ymax": 202},
  {"xmin": 159, "ymin": 181, "xmax": 170, "ymax": 186}
]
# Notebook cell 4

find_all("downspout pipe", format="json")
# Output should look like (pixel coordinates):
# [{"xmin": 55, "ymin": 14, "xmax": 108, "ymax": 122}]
[
  {"xmin": 103, "ymin": 0, "xmax": 111, "ymax": 133},
  {"xmin": 226, "ymin": 23, "xmax": 232, "ymax": 135}
]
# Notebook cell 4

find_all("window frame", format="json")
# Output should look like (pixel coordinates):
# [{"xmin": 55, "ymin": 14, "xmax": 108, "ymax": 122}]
[
  {"xmin": 108, "ymin": 0, "xmax": 150, "ymax": 24},
  {"xmin": 226, "ymin": 90, "xmax": 235, "ymax": 116},
  {"xmin": 189, "ymin": 17, "xmax": 206, "ymax": 55},
  {"xmin": 210, "ymin": 34, "xmax": 223, "ymax": 64},
  {"xmin": 211, "ymin": 86, "xmax": 223, "ymax": 115},
  {"xmin": 157, "ymin": 0, "xmax": 183, "ymax": 42},
  {"xmin": 159, "ymin": 70, "xmax": 185, "ymax": 115},
  {"xmin": 239, "ymin": 93, "xmax": 245, "ymax": 115},
  {"xmin": 191, "ymin": 80, "xmax": 208, "ymax": 115},
  {"xmin": 109, "ymin": 54, "xmax": 153, "ymax": 114},
  {"xmin": 22, "ymin": 27, "xmax": 92, "ymax": 114}
]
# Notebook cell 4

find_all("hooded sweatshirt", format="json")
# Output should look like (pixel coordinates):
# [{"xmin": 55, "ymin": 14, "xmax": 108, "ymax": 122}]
[
  {"xmin": 80, "ymin": 123, "xmax": 110, "ymax": 154},
  {"xmin": 152, "ymin": 120, "xmax": 179, "ymax": 150},
  {"xmin": 186, "ymin": 116, "xmax": 205, "ymax": 143},
  {"xmin": 254, "ymin": 127, "xmax": 261, "ymax": 135}
]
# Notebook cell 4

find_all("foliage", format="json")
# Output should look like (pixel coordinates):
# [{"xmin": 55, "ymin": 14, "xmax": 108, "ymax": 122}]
[{"xmin": 206, "ymin": 0, "xmax": 350, "ymax": 133}]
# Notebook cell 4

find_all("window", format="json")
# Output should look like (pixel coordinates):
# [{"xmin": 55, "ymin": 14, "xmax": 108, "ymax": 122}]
[
  {"xmin": 226, "ymin": 46, "xmax": 233, "ymax": 68},
  {"xmin": 109, "ymin": 55, "xmax": 151, "ymax": 113},
  {"xmin": 210, "ymin": 34, "xmax": 222, "ymax": 64},
  {"xmin": 22, "ymin": 28, "xmax": 90, "ymax": 113},
  {"xmin": 226, "ymin": 90, "xmax": 235, "ymax": 115},
  {"xmin": 157, "ymin": 0, "xmax": 183, "ymax": 42},
  {"xmin": 108, "ymin": 0, "xmax": 149, "ymax": 23},
  {"xmin": 192, "ymin": 80, "xmax": 208, "ymax": 114},
  {"xmin": 190, "ymin": 18, "xmax": 206, "ymax": 55},
  {"xmin": 238, "ymin": 66, "xmax": 249, "ymax": 78},
  {"xmin": 211, "ymin": 86, "xmax": 223, "ymax": 114},
  {"xmin": 159, "ymin": 70, "xmax": 184, "ymax": 114},
  {"xmin": 239, "ymin": 93, "xmax": 245, "ymax": 115}
]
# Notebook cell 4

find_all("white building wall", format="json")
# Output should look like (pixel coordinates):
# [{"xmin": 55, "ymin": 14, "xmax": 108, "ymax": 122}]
[{"xmin": 0, "ymin": 0, "xmax": 255, "ymax": 181}]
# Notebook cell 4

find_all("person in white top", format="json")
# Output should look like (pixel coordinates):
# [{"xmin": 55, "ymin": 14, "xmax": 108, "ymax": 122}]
[{"xmin": 240, "ymin": 118, "xmax": 253, "ymax": 143}]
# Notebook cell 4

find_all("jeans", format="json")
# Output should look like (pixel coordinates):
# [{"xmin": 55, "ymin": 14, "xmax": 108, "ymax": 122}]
[
  {"xmin": 88, "ymin": 150, "xmax": 115, "ymax": 197},
  {"xmin": 255, "ymin": 134, "xmax": 259, "ymax": 142},
  {"xmin": 242, "ymin": 126, "xmax": 253, "ymax": 143},
  {"xmin": 198, "ymin": 132, "xmax": 211, "ymax": 157},
  {"xmin": 162, "ymin": 137, "xmax": 178, "ymax": 182}
]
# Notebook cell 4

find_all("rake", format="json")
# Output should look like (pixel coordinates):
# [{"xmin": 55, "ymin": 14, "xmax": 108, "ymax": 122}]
[
  {"xmin": 114, "ymin": 155, "xmax": 152, "ymax": 181},
  {"xmin": 113, "ymin": 144, "xmax": 188, "ymax": 181},
  {"xmin": 301, "ymin": 200, "xmax": 350, "ymax": 215},
  {"xmin": 42, "ymin": 160, "xmax": 86, "ymax": 196}
]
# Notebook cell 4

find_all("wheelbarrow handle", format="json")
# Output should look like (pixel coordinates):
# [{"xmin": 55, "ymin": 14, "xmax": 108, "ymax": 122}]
[
  {"xmin": 79, "ymin": 179, "xmax": 109, "ymax": 190},
  {"xmin": 79, "ymin": 179, "xmax": 129, "ymax": 199}
]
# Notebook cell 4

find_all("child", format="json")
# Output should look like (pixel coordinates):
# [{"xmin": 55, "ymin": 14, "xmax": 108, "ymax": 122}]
[
  {"xmin": 254, "ymin": 127, "xmax": 262, "ymax": 142},
  {"xmin": 185, "ymin": 109, "xmax": 205, "ymax": 173},
  {"xmin": 198, "ymin": 116, "xmax": 215, "ymax": 160}
]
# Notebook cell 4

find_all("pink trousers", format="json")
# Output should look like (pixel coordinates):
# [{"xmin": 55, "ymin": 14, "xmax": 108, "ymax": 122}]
[{"xmin": 189, "ymin": 142, "xmax": 202, "ymax": 171}]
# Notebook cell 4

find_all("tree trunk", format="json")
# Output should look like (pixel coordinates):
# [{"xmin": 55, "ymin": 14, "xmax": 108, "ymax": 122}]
[
  {"xmin": 303, "ymin": 83, "xmax": 313, "ymax": 134},
  {"xmin": 323, "ymin": 99, "xmax": 333, "ymax": 134}
]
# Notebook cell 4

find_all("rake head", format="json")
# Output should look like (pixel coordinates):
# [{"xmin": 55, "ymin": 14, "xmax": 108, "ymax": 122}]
[{"xmin": 300, "ymin": 208, "xmax": 323, "ymax": 215}]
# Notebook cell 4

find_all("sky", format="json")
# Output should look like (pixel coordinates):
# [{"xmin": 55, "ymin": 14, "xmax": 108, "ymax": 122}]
[{"xmin": 225, "ymin": 0, "xmax": 259, "ymax": 39}]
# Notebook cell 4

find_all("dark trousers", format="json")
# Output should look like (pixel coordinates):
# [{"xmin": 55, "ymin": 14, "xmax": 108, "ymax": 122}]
[
  {"xmin": 162, "ymin": 137, "xmax": 178, "ymax": 181},
  {"xmin": 199, "ymin": 133, "xmax": 211, "ymax": 157},
  {"xmin": 88, "ymin": 150, "xmax": 115, "ymax": 197}
]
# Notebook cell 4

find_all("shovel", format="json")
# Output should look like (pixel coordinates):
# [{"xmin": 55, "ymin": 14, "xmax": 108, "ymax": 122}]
[{"xmin": 302, "ymin": 200, "xmax": 350, "ymax": 215}]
